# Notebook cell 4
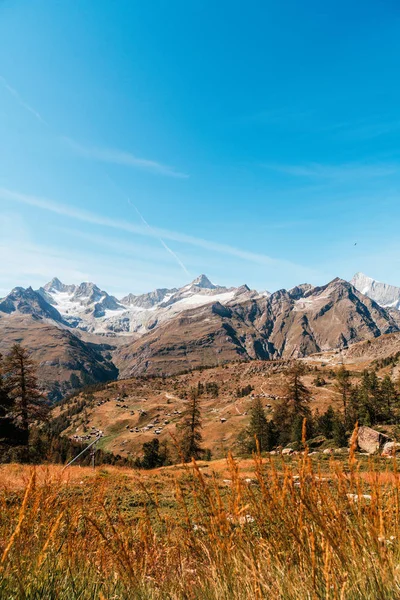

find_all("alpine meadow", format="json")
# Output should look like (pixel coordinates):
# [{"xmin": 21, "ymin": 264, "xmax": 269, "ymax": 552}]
[{"xmin": 2, "ymin": 2, "xmax": 400, "ymax": 599}]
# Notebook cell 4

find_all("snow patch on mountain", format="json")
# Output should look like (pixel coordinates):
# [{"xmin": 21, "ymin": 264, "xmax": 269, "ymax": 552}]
[
  {"xmin": 29, "ymin": 274, "xmax": 264, "ymax": 336},
  {"xmin": 351, "ymin": 272, "xmax": 400, "ymax": 310}
]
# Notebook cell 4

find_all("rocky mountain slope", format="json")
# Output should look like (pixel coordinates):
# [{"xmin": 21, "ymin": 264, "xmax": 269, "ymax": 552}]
[
  {"xmin": 0, "ymin": 313, "xmax": 118, "ymax": 401},
  {"xmin": 36, "ymin": 274, "xmax": 259, "ymax": 335},
  {"xmin": 1, "ymin": 273, "xmax": 400, "ymax": 399},
  {"xmin": 114, "ymin": 278, "xmax": 399, "ymax": 377},
  {"xmin": 351, "ymin": 272, "xmax": 400, "ymax": 310},
  {"xmin": 0, "ymin": 286, "xmax": 64, "ymax": 322}
]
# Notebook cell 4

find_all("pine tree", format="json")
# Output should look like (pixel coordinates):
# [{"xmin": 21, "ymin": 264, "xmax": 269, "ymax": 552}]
[
  {"xmin": 4, "ymin": 344, "xmax": 48, "ymax": 439},
  {"xmin": 356, "ymin": 370, "xmax": 384, "ymax": 425},
  {"xmin": 179, "ymin": 392, "xmax": 203, "ymax": 462},
  {"xmin": 380, "ymin": 375, "xmax": 398, "ymax": 422},
  {"xmin": 335, "ymin": 366, "xmax": 351, "ymax": 423},
  {"xmin": 247, "ymin": 398, "xmax": 277, "ymax": 452},
  {"xmin": 317, "ymin": 405, "xmax": 335, "ymax": 439},
  {"xmin": 141, "ymin": 439, "xmax": 163, "ymax": 469},
  {"xmin": 0, "ymin": 353, "xmax": 17, "ymax": 446},
  {"xmin": 285, "ymin": 363, "xmax": 311, "ymax": 414},
  {"xmin": 332, "ymin": 414, "xmax": 347, "ymax": 447},
  {"xmin": 274, "ymin": 363, "xmax": 311, "ymax": 444},
  {"xmin": 347, "ymin": 386, "xmax": 360, "ymax": 428},
  {"xmin": 272, "ymin": 400, "xmax": 292, "ymax": 445},
  {"xmin": 0, "ymin": 353, "xmax": 11, "ymax": 416}
]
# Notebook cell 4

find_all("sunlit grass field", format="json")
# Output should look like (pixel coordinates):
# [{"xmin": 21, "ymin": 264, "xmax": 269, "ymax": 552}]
[{"xmin": 2, "ymin": 443, "xmax": 400, "ymax": 599}]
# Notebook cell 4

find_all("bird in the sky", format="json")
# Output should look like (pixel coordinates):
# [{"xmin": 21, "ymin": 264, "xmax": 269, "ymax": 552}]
[{"xmin": 354, "ymin": 242, "xmax": 357, "ymax": 246}]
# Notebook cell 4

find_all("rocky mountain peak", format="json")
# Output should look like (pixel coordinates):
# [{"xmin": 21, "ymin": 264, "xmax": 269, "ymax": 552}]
[
  {"xmin": 73, "ymin": 282, "xmax": 100, "ymax": 297},
  {"xmin": 44, "ymin": 277, "xmax": 64, "ymax": 292},
  {"xmin": 235, "ymin": 284, "xmax": 251, "ymax": 294},
  {"xmin": 0, "ymin": 286, "xmax": 63, "ymax": 322},
  {"xmin": 190, "ymin": 274, "xmax": 216, "ymax": 289},
  {"xmin": 288, "ymin": 283, "xmax": 314, "ymax": 300},
  {"xmin": 351, "ymin": 272, "xmax": 400, "ymax": 310}
]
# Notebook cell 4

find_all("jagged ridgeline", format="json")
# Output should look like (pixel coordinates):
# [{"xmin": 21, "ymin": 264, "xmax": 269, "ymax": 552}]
[{"xmin": 0, "ymin": 273, "xmax": 399, "ymax": 400}]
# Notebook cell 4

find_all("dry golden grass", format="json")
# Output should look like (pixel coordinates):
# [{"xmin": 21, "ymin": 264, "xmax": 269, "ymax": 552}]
[{"xmin": 2, "ymin": 449, "xmax": 400, "ymax": 599}]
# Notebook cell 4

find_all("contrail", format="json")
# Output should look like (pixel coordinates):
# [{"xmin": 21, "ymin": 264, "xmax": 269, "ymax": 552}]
[
  {"xmin": 128, "ymin": 200, "xmax": 190, "ymax": 276},
  {"xmin": 0, "ymin": 75, "xmax": 48, "ymax": 125},
  {"xmin": 106, "ymin": 175, "xmax": 190, "ymax": 277}
]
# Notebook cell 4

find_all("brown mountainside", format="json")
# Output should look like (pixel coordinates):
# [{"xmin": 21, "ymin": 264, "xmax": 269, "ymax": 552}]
[
  {"xmin": 55, "ymin": 329, "xmax": 400, "ymax": 460},
  {"xmin": 114, "ymin": 278, "xmax": 399, "ymax": 378},
  {"xmin": 0, "ymin": 314, "xmax": 118, "ymax": 401}
]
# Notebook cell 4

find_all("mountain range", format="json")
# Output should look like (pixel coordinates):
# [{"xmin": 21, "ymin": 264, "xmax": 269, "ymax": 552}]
[
  {"xmin": 0, "ymin": 272, "xmax": 399, "ymax": 399},
  {"xmin": 36, "ymin": 274, "xmax": 260, "ymax": 335}
]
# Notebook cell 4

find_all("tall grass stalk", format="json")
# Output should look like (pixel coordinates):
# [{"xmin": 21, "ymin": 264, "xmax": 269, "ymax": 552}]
[{"xmin": 1, "ymin": 451, "xmax": 400, "ymax": 599}]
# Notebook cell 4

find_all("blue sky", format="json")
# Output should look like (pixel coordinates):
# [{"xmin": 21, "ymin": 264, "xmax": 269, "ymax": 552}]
[{"xmin": 1, "ymin": 0, "xmax": 400, "ymax": 297}]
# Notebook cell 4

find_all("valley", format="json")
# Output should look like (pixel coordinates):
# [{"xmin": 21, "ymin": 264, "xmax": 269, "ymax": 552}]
[{"xmin": 55, "ymin": 330, "xmax": 400, "ymax": 460}]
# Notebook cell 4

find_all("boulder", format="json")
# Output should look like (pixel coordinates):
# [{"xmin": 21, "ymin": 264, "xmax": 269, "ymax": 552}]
[
  {"xmin": 357, "ymin": 426, "xmax": 390, "ymax": 454},
  {"xmin": 282, "ymin": 448, "xmax": 293, "ymax": 455},
  {"xmin": 382, "ymin": 442, "xmax": 400, "ymax": 456}
]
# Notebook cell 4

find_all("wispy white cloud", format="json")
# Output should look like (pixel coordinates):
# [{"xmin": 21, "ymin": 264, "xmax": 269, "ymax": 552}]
[
  {"xmin": 263, "ymin": 161, "xmax": 399, "ymax": 181},
  {"xmin": 59, "ymin": 228, "xmax": 178, "ymax": 263},
  {"xmin": 0, "ymin": 213, "xmax": 187, "ymax": 297},
  {"xmin": 0, "ymin": 187, "xmax": 316, "ymax": 276},
  {"xmin": 0, "ymin": 75, "xmax": 48, "ymax": 125},
  {"xmin": 63, "ymin": 137, "xmax": 189, "ymax": 179},
  {"xmin": 0, "ymin": 238, "xmax": 187, "ymax": 298},
  {"xmin": 0, "ymin": 76, "xmax": 188, "ymax": 180}
]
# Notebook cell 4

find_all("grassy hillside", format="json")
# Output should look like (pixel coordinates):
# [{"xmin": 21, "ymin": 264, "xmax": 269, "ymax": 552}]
[{"xmin": 53, "ymin": 334, "xmax": 400, "ymax": 461}]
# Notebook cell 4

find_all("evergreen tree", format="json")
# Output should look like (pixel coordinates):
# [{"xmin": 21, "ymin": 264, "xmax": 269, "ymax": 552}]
[
  {"xmin": 0, "ymin": 352, "xmax": 22, "ymax": 447},
  {"xmin": 291, "ymin": 413, "xmax": 313, "ymax": 444},
  {"xmin": 141, "ymin": 439, "xmax": 164, "ymax": 469},
  {"xmin": 284, "ymin": 363, "xmax": 311, "ymax": 414},
  {"xmin": 356, "ymin": 370, "xmax": 383, "ymax": 425},
  {"xmin": 274, "ymin": 363, "xmax": 311, "ymax": 444},
  {"xmin": 317, "ymin": 406, "xmax": 335, "ymax": 439},
  {"xmin": 272, "ymin": 400, "xmax": 292, "ymax": 445},
  {"xmin": 179, "ymin": 392, "xmax": 203, "ymax": 462},
  {"xmin": 332, "ymin": 414, "xmax": 347, "ymax": 447},
  {"xmin": 347, "ymin": 386, "xmax": 360, "ymax": 428},
  {"xmin": 247, "ymin": 398, "xmax": 277, "ymax": 452},
  {"xmin": 313, "ymin": 374, "xmax": 326, "ymax": 387},
  {"xmin": 335, "ymin": 366, "xmax": 351, "ymax": 423},
  {"xmin": 4, "ymin": 344, "xmax": 48, "ymax": 438},
  {"xmin": 380, "ymin": 375, "xmax": 398, "ymax": 422},
  {"xmin": 346, "ymin": 370, "xmax": 399, "ymax": 427}
]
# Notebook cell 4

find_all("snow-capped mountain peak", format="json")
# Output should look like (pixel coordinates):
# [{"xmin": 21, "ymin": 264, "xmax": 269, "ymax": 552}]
[
  {"xmin": 0, "ymin": 274, "xmax": 272, "ymax": 338},
  {"xmin": 351, "ymin": 272, "xmax": 400, "ymax": 310},
  {"xmin": 190, "ymin": 274, "xmax": 216, "ymax": 289},
  {"xmin": 43, "ymin": 277, "xmax": 76, "ymax": 295},
  {"xmin": 29, "ymin": 275, "xmax": 261, "ymax": 336}
]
